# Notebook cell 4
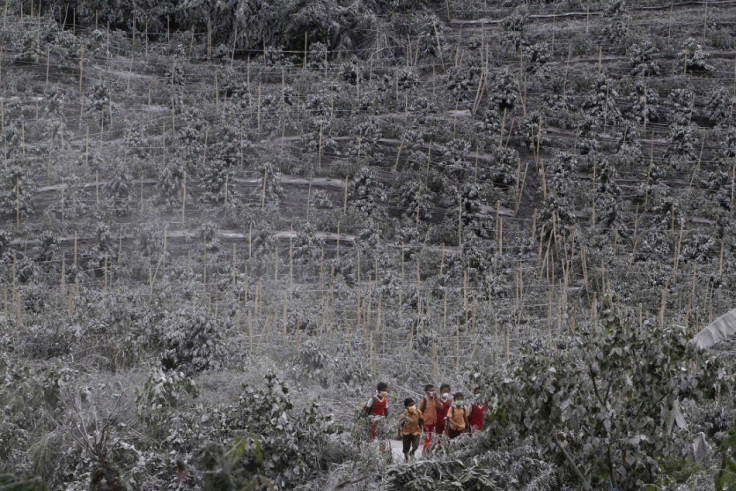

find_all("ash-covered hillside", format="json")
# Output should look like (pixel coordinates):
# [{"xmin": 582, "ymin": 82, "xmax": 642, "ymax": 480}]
[{"xmin": 1, "ymin": 1, "xmax": 736, "ymax": 489}]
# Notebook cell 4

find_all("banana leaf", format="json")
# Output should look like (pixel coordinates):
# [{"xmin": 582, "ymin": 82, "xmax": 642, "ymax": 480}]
[{"xmin": 691, "ymin": 308, "xmax": 736, "ymax": 349}]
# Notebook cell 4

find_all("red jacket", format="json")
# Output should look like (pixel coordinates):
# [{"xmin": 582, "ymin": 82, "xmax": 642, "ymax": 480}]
[
  {"xmin": 367, "ymin": 395, "xmax": 388, "ymax": 417},
  {"xmin": 437, "ymin": 398, "xmax": 451, "ymax": 420},
  {"xmin": 469, "ymin": 402, "xmax": 487, "ymax": 429}
]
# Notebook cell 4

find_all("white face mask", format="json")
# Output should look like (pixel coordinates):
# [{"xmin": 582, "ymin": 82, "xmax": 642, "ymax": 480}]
[
  {"xmin": 442, "ymin": 392, "xmax": 450, "ymax": 400},
  {"xmin": 428, "ymin": 391, "xmax": 435, "ymax": 398},
  {"xmin": 408, "ymin": 405, "xmax": 416, "ymax": 411}
]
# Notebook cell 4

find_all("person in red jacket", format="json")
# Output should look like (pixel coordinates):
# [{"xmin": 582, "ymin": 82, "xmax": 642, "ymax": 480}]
[
  {"xmin": 365, "ymin": 382, "xmax": 389, "ymax": 441},
  {"xmin": 435, "ymin": 383, "xmax": 452, "ymax": 436},
  {"xmin": 468, "ymin": 386, "xmax": 488, "ymax": 433}
]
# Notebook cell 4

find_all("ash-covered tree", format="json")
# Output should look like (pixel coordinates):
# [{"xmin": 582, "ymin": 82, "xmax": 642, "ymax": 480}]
[
  {"xmin": 592, "ymin": 157, "xmax": 623, "ymax": 232},
  {"xmin": 703, "ymin": 88, "xmax": 732, "ymax": 127},
  {"xmin": 501, "ymin": 5, "xmax": 528, "ymax": 52},
  {"xmin": 158, "ymin": 157, "xmax": 187, "ymax": 209},
  {"xmin": 349, "ymin": 166, "xmax": 386, "ymax": 219},
  {"xmin": 437, "ymin": 138, "xmax": 473, "ymax": 183},
  {"xmin": 2, "ymin": 164, "xmax": 35, "ymax": 224},
  {"xmin": 600, "ymin": 0, "xmax": 631, "ymax": 52},
  {"xmin": 679, "ymin": 37, "xmax": 714, "ymax": 75},
  {"xmin": 256, "ymin": 162, "xmax": 283, "ymax": 213},
  {"xmin": 160, "ymin": 304, "xmax": 225, "ymax": 375},
  {"xmin": 629, "ymin": 81, "xmax": 659, "ymax": 125},
  {"xmin": 87, "ymin": 80, "xmax": 112, "ymax": 129},
  {"xmin": 628, "ymin": 41, "xmax": 660, "ymax": 77},
  {"xmin": 486, "ymin": 300, "xmax": 727, "ymax": 490},
  {"xmin": 538, "ymin": 152, "xmax": 579, "ymax": 243},
  {"xmin": 583, "ymin": 73, "xmax": 622, "ymax": 129},
  {"xmin": 207, "ymin": 372, "xmax": 340, "ymax": 489},
  {"xmin": 397, "ymin": 179, "xmax": 434, "ymax": 224},
  {"xmin": 293, "ymin": 221, "xmax": 324, "ymax": 268},
  {"xmin": 103, "ymin": 160, "xmax": 133, "ymax": 216},
  {"xmin": 665, "ymin": 89, "xmax": 698, "ymax": 174},
  {"xmin": 201, "ymin": 125, "xmax": 241, "ymax": 206},
  {"xmin": 490, "ymin": 69, "xmax": 518, "ymax": 113}
]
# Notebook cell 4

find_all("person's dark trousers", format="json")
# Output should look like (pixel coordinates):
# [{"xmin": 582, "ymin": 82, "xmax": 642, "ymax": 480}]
[
  {"xmin": 402, "ymin": 434, "xmax": 420, "ymax": 460},
  {"xmin": 448, "ymin": 427, "xmax": 464, "ymax": 439}
]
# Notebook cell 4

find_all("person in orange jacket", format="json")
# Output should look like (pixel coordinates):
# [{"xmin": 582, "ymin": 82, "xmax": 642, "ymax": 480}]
[
  {"xmin": 446, "ymin": 392, "xmax": 470, "ymax": 439},
  {"xmin": 399, "ymin": 398, "xmax": 423, "ymax": 461},
  {"xmin": 418, "ymin": 384, "xmax": 440, "ymax": 452}
]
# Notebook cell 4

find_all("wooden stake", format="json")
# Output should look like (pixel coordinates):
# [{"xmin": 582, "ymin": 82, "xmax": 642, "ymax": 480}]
[
  {"xmin": 181, "ymin": 171, "xmax": 186, "ymax": 224},
  {"xmin": 455, "ymin": 317, "xmax": 460, "ymax": 372},
  {"xmin": 659, "ymin": 288, "xmax": 668, "ymax": 326},
  {"xmin": 248, "ymin": 309, "xmax": 253, "ymax": 357},
  {"xmin": 232, "ymin": 244, "xmax": 237, "ymax": 287},
  {"xmin": 261, "ymin": 169, "xmax": 267, "ymax": 210},
  {"xmin": 257, "ymin": 83, "xmax": 262, "ymax": 132},
  {"xmin": 672, "ymin": 222, "xmax": 685, "ymax": 284},
  {"xmin": 343, "ymin": 177, "xmax": 348, "ymax": 214}
]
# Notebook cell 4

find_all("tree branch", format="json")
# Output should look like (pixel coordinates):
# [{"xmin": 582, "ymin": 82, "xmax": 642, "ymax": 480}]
[{"xmin": 554, "ymin": 437, "xmax": 593, "ymax": 491}]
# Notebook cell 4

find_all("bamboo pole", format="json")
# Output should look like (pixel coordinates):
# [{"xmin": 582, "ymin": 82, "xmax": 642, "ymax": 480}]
[
  {"xmin": 60, "ymin": 255, "xmax": 66, "ymax": 293},
  {"xmin": 11, "ymin": 252, "xmax": 16, "ymax": 321},
  {"xmin": 203, "ymin": 237, "xmax": 207, "ymax": 288},
  {"xmin": 257, "ymin": 83, "xmax": 262, "ymax": 132},
  {"xmin": 343, "ymin": 177, "xmax": 348, "ymax": 214},
  {"xmin": 181, "ymin": 171, "xmax": 186, "ymax": 224},
  {"xmin": 248, "ymin": 222, "xmax": 253, "ymax": 260},
  {"xmin": 282, "ymin": 292, "xmax": 289, "ymax": 336},
  {"xmin": 496, "ymin": 201, "xmax": 503, "ymax": 255},
  {"xmin": 248, "ymin": 309, "xmax": 253, "ymax": 357},
  {"xmin": 548, "ymin": 288, "xmax": 554, "ymax": 351},
  {"xmin": 232, "ymin": 244, "xmax": 237, "ymax": 287},
  {"xmin": 659, "ymin": 288, "xmax": 668, "ymax": 326},
  {"xmin": 455, "ymin": 317, "xmax": 460, "ymax": 372},
  {"xmin": 443, "ymin": 285, "xmax": 448, "ymax": 334},
  {"xmin": 672, "ymin": 222, "xmax": 685, "ymax": 284},
  {"xmin": 628, "ymin": 206, "xmax": 641, "ymax": 271},
  {"xmin": 687, "ymin": 263, "xmax": 698, "ymax": 332},
  {"xmin": 261, "ymin": 169, "xmax": 267, "ymax": 210},
  {"xmin": 256, "ymin": 279, "xmax": 262, "ymax": 317}
]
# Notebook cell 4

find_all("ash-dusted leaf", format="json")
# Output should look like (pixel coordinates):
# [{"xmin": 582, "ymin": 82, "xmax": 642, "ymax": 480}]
[{"xmin": 691, "ymin": 307, "xmax": 736, "ymax": 349}]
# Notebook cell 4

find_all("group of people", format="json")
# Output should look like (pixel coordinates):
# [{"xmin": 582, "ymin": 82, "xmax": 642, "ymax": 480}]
[{"xmin": 364, "ymin": 382, "xmax": 488, "ymax": 461}]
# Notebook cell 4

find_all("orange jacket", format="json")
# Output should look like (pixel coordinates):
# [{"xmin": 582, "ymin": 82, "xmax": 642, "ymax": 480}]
[
  {"xmin": 399, "ymin": 408, "xmax": 423, "ymax": 436},
  {"xmin": 419, "ymin": 396, "xmax": 439, "ymax": 426},
  {"xmin": 447, "ymin": 404, "xmax": 469, "ymax": 431}
]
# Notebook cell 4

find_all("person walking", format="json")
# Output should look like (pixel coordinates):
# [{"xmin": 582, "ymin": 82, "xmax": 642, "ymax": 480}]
[
  {"xmin": 468, "ymin": 387, "xmax": 488, "ymax": 433},
  {"xmin": 436, "ymin": 383, "xmax": 452, "ymax": 436},
  {"xmin": 399, "ymin": 398, "xmax": 423, "ymax": 461},
  {"xmin": 446, "ymin": 392, "xmax": 469, "ymax": 439},
  {"xmin": 364, "ymin": 382, "xmax": 389, "ymax": 442},
  {"xmin": 418, "ymin": 384, "xmax": 440, "ymax": 452}
]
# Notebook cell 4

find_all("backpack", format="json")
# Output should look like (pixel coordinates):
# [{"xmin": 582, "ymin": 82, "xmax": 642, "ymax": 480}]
[{"xmin": 364, "ymin": 395, "xmax": 376, "ymax": 415}]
